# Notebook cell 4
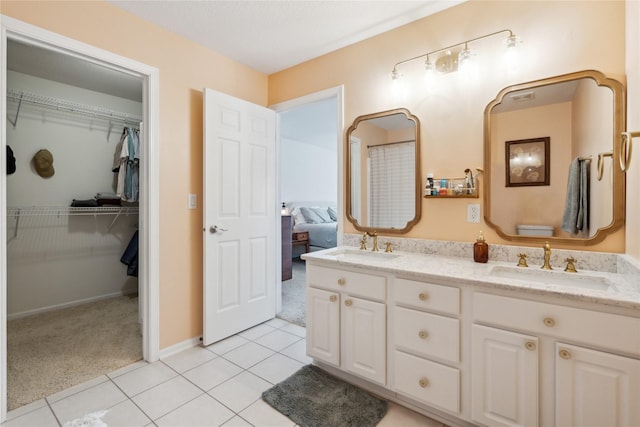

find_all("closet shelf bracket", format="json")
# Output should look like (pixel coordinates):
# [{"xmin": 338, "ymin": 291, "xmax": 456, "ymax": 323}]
[{"xmin": 6, "ymin": 91, "xmax": 24, "ymax": 128}]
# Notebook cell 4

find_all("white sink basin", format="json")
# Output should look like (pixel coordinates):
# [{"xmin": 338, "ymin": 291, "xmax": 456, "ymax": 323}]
[
  {"xmin": 323, "ymin": 247, "xmax": 400, "ymax": 262},
  {"xmin": 489, "ymin": 265, "xmax": 612, "ymax": 291}
]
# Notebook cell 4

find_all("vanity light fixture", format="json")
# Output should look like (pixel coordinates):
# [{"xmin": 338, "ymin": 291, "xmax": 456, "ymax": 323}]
[{"xmin": 391, "ymin": 29, "xmax": 522, "ymax": 81}]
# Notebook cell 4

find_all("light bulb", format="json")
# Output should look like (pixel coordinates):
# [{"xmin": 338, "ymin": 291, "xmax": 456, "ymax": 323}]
[
  {"xmin": 424, "ymin": 57, "xmax": 436, "ymax": 89},
  {"xmin": 504, "ymin": 34, "xmax": 521, "ymax": 73}
]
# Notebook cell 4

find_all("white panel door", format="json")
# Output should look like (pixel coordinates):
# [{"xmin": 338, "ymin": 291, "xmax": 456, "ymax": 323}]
[
  {"xmin": 556, "ymin": 343, "xmax": 640, "ymax": 427},
  {"xmin": 203, "ymin": 88, "xmax": 276, "ymax": 345},
  {"xmin": 471, "ymin": 324, "xmax": 539, "ymax": 427}
]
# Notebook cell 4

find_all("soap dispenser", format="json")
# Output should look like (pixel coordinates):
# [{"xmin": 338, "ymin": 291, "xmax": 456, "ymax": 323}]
[{"xmin": 473, "ymin": 231, "xmax": 489, "ymax": 263}]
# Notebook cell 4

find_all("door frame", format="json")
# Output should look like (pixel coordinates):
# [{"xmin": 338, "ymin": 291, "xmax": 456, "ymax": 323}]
[
  {"xmin": 0, "ymin": 15, "xmax": 160, "ymax": 420},
  {"xmin": 270, "ymin": 86, "xmax": 344, "ymax": 313}
]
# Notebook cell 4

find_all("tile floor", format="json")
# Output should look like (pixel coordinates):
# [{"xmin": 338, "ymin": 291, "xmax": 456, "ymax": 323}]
[{"xmin": 2, "ymin": 318, "xmax": 445, "ymax": 427}]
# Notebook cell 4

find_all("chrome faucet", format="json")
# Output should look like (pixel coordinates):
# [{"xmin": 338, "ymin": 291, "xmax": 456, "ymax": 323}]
[
  {"xmin": 366, "ymin": 231, "xmax": 379, "ymax": 252},
  {"xmin": 541, "ymin": 241, "xmax": 552, "ymax": 270}
]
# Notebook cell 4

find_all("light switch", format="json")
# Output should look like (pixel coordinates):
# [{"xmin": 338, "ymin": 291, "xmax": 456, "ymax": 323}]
[{"xmin": 188, "ymin": 193, "xmax": 197, "ymax": 209}]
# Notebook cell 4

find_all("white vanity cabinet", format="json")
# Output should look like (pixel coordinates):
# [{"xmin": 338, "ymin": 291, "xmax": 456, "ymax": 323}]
[
  {"xmin": 306, "ymin": 264, "xmax": 387, "ymax": 385},
  {"xmin": 471, "ymin": 324, "xmax": 539, "ymax": 427},
  {"xmin": 392, "ymin": 278, "xmax": 461, "ymax": 414},
  {"xmin": 472, "ymin": 292, "xmax": 640, "ymax": 427},
  {"xmin": 555, "ymin": 342, "xmax": 640, "ymax": 427}
]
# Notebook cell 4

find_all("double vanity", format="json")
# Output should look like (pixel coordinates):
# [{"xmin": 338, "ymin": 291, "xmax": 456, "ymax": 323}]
[{"xmin": 302, "ymin": 242, "xmax": 640, "ymax": 427}]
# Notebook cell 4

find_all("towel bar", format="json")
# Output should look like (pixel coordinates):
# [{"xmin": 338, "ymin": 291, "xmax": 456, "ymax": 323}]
[{"xmin": 620, "ymin": 131, "xmax": 638, "ymax": 172}]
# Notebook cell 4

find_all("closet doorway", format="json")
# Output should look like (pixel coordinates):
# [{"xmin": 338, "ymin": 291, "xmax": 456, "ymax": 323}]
[{"xmin": 1, "ymin": 16, "xmax": 160, "ymax": 420}]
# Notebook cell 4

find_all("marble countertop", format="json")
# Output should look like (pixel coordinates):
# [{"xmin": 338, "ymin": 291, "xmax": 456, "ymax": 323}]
[{"xmin": 302, "ymin": 246, "xmax": 640, "ymax": 311}]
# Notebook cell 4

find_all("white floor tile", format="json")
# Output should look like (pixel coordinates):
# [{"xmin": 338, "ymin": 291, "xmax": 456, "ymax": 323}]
[
  {"xmin": 264, "ymin": 317, "xmax": 289, "ymax": 329},
  {"xmin": 1, "ymin": 406, "xmax": 58, "ymax": 427},
  {"xmin": 108, "ymin": 360, "xmax": 149, "ymax": 379},
  {"xmin": 132, "ymin": 376, "xmax": 203, "ymax": 421},
  {"xmin": 209, "ymin": 371, "xmax": 272, "ymax": 413},
  {"xmin": 248, "ymin": 353, "xmax": 304, "ymax": 385},
  {"xmin": 155, "ymin": 393, "xmax": 235, "ymax": 427},
  {"xmin": 222, "ymin": 342, "xmax": 275, "ymax": 369},
  {"xmin": 101, "ymin": 399, "xmax": 152, "ymax": 427},
  {"xmin": 49, "ymin": 381, "xmax": 128, "ymax": 425},
  {"xmin": 279, "ymin": 340, "xmax": 312, "ymax": 365},
  {"xmin": 254, "ymin": 329, "xmax": 301, "ymax": 352},
  {"xmin": 238, "ymin": 323, "xmax": 276, "ymax": 341},
  {"xmin": 46, "ymin": 375, "xmax": 109, "ymax": 403},
  {"xmin": 162, "ymin": 345, "xmax": 218, "ymax": 373},
  {"xmin": 182, "ymin": 357, "xmax": 243, "ymax": 391},
  {"xmin": 221, "ymin": 415, "xmax": 253, "ymax": 427},
  {"xmin": 239, "ymin": 399, "xmax": 295, "ymax": 427},
  {"xmin": 280, "ymin": 323, "xmax": 306, "ymax": 338},
  {"xmin": 206, "ymin": 335, "xmax": 250, "ymax": 355},
  {"xmin": 378, "ymin": 402, "xmax": 444, "ymax": 427},
  {"xmin": 112, "ymin": 361, "xmax": 177, "ymax": 397},
  {"xmin": 5, "ymin": 399, "xmax": 47, "ymax": 421}
]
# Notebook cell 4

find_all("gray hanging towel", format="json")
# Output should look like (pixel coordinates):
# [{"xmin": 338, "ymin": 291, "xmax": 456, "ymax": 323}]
[{"xmin": 561, "ymin": 158, "xmax": 590, "ymax": 235}]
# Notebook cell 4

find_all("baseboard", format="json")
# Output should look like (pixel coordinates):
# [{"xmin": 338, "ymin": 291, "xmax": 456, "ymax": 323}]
[
  {"xmin": 158, "ymin": 336, "xmax": 202, "ymax": 359},
  {"xmin": 7, "ymin": 289, "xmax": 138, "ymax": 321}
]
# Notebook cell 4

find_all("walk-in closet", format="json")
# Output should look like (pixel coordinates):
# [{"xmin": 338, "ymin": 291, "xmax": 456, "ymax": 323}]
[{"xmin": 5, "ymin": 39, "xmax": 143, "ymax": 410}]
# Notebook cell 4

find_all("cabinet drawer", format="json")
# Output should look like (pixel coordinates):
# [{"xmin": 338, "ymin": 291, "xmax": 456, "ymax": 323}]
[
  {"xmin": 394, "ymin": 350, "xmax": 460, "ymax": 414},
  {"xmin": 394, "ymin": 278, "xmax": 459, "ymax": 315},
  {"xmin": 307, "ymin": 264, "xmax": 386, "ymax": 301},
  {"xmin": 394, "ymin": 306, "xmax": 459, "ymax": 363},
  {"xmin": 474, "ymin": 292, "xmax": 640, "ymax": 356},
  {"xmin": 292, "ymin": 231, "xmax": 308, "ymax": 241}
]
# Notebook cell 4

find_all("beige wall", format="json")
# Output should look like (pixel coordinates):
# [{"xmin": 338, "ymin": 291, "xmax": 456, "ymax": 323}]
[
  {"xmin": 1, "ymin": 1, "xmax": 269, "ymax": 349},
  {"xmin": 270, "ymin": 0, "xmax": 626, "ymax": 252}
]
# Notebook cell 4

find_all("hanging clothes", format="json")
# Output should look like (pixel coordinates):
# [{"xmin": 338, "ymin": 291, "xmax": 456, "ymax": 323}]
[
  {"xmin": 112, "ymin": 127, "xmax": 140, "ymax": 202},
  {"xmin": 120, "ymin": 230, "xmax": 138, "ymax": 277}
]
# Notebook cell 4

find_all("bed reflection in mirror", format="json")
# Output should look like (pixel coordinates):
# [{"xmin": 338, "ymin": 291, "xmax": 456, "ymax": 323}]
[{"xmin": 346, "ymin": 108, "xmax": 421, "ymax": 234}]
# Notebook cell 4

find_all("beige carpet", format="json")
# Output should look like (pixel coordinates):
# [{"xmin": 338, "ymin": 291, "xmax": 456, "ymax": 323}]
[{"xmin": 7, "ymin": 295, "xmax": 142, "ymax": 410}]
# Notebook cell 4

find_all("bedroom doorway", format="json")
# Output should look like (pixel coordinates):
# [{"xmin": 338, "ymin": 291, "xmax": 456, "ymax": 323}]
[{"xmin": 271, "ymin": 86, "xmax": 344, "ymax": 326}]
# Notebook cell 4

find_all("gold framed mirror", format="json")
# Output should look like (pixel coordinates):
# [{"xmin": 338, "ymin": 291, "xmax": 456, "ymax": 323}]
[
  {"xmin": 346, "ymin": 108, "xmax": 421, "ymax": 234},
  {"xmin": 484, "ymin": 70, "xmax": 626, "ymax": 245}
]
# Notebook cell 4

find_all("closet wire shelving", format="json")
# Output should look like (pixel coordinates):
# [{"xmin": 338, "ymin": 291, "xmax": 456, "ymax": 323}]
[
  {"xmin": 7, "ymin": 206, "xmax": 139, "ymax": 240},
  {"xmin": 6, "ymin": 88, "xmax": 142, "ymax": 139}
]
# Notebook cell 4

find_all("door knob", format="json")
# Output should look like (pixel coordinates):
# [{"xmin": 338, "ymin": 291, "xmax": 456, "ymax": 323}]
[{"xmin": 209, "ymin": 225, "xmax": 228, "ymax": 234}]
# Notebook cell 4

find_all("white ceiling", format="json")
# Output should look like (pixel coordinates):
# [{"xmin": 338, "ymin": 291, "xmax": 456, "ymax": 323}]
[{"xmin": 108, "ymin": 0, "xmax": 465, "ymax": 75}]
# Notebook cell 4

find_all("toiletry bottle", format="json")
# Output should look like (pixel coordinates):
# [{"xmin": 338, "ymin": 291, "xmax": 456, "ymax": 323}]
[
  {"xmin": 473, "ymin": 231, "xmax": 489, "ymax": 263},
  {"xmin": 425, "ymin": 173, "xmax": 434, "ymax": 196}
]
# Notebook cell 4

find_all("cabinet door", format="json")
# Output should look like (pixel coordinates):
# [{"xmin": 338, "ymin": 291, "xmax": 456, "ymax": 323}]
[
  {"xmin": 556, "ymin": 343, "xmax": 640, "ymax": 427},
  {"xmin": 471, "ymin": 324, "xmax": 539, "ymax": 427},
  {"xmin": 343, "ymin": 295, "xmax": 386, "ymax": 385},
  {"xmin": 306, "ymin": 287, "xmax": 340, "ymax": 366}
]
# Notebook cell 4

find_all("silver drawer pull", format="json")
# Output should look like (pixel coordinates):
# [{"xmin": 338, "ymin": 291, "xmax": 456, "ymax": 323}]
[
  {"xmin": 559, "ymin": 349, "xmax": 572, "ymax": 360},
  {"xmin": 418, "ymin": 330, "xmax": 429, "ymax": 339},
  {"xmin": 525, "ymin": 341, "xmax": 536, "ymax": 351},
  {"xmin": 543, "ymin": 317, "xmax": 556, "ymax": 327},
  {"xmin": 418, "ymin": 378, "xmax": 429, "ymax": 388},
  {"xmin": 418, "ymin": 292, "xmax": 429, "ymax": 301}
]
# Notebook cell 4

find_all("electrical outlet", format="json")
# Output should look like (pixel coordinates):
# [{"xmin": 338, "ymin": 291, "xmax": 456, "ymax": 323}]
[{"xmin": 467, "ymin": 204, "xmax": 481, "ymax": 223}]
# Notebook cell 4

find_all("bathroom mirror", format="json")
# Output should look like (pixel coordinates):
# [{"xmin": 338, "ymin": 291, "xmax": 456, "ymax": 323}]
[
  {"xmin": 484, "ymin": 70, "xmax": 625, "ymax": 245},
  {"xmin": 346, "ymin": 108, "xmax": 421, "ymax": 233}
]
